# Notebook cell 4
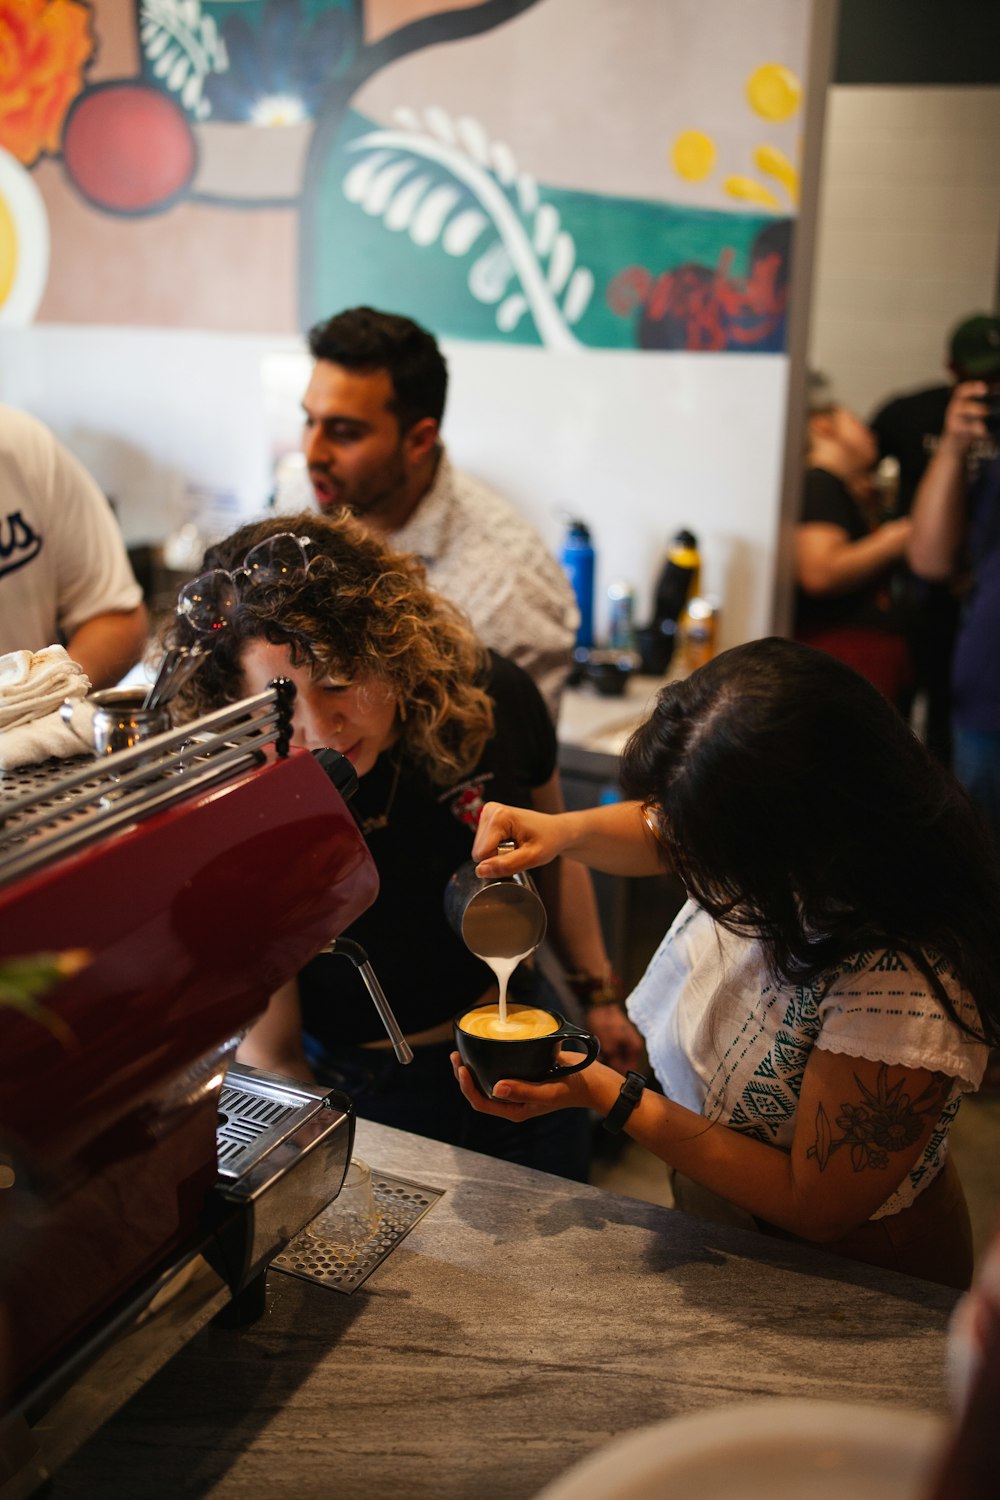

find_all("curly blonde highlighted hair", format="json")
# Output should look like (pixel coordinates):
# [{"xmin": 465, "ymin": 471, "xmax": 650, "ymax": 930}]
[{"xmin": 162, "ymin": 509, "xmax": 494, "ymax": 784}]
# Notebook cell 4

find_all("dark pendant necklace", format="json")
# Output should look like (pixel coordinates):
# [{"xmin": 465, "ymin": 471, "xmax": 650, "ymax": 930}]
[{"xmin": 359, "ymin": 756, "xmax": 402, "ymax": 836}]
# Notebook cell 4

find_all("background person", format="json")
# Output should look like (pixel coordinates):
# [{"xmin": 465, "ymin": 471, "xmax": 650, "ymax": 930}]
[
  {"xmin": 164, "ymin": 510, "xmax": 641, "ymax": 1182},
  {"xmin": 908, "ymin": 378, "xmax": 1000, "ymax": 853},
  {"xmin": 298, "ymin": 305, "xmax": 578, "ymax": 720},
  {"xmin": 870, "ymin": 313, "xmax": 1000, "ymax": 766},
  {"xmin": 453, "ymin": 639, "xmax": 1000, "ymax": 1287},
  {"xmin": 794, "ymin": 381, "xmax": 913, "ymax": 706},
  {"xmin": 0, "ymin": 406, "xmax": 147, "ymax": 688}
]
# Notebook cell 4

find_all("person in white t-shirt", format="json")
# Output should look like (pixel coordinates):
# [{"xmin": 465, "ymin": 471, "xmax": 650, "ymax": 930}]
[
  {"xmin": 298, "ymin": 306, "xmax": 578, "ymax": 722},
  {"xmin": 455, "ymin": 637, "xmax": 1000, "ymax": 1289},
  {"xmin": 0, "ymin": 407, "xmax": 147, "ymax": 688}
]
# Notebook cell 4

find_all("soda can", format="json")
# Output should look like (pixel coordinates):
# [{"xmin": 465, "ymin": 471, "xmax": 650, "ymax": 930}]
[
  {"xmin": 681, "ymin": 596, "xmax": 719, "ymax": 671},
  {"xmin": 606, "ymin": 579, "xmax": 635, "ymax": 651}
]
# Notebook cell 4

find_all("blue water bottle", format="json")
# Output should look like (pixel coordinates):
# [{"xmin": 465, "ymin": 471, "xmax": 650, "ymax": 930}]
[{"xmin": 560, "ymin": 520, "xmax": 595, "ymax": 649}]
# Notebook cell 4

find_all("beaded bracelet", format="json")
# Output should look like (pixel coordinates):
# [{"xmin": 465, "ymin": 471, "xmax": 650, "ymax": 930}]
[{"xmin": 564, "ymin": 972, "xmax": 624, "ymax": 1008}]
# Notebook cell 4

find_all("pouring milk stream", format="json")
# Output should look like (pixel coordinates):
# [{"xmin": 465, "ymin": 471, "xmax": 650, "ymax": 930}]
[{"xmin": 448, "ymin": 841, "xmax": 547, "ymax": 1029}]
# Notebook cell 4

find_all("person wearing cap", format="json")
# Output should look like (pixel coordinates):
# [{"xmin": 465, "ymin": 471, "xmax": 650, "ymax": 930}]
[
  {"xmin": 907, "ymin": 341, "xmax": 1000, "ymax": 853},
  {"xmin": 869, "ymin": 314, "xmax": 1000, "ymax": 763}
]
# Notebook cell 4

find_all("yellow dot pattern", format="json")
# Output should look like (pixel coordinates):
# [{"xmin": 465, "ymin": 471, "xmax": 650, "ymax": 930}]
[
  {"xmin": 723, "ymin": 176, "xmax": 781, "ymax": 210},
  {"xmin": 746, "ymin": 63, "xmax": 801, "ymax": 123},
  {"xmin": 0, "ymin": 190, "xmax": 18, "ymax": 310},
  {"xmin": 671, "ymin": 129, "xmax": 716, "ymax": 182},
  {"xmin": 752, "ymin": 144, "xmax": 799, "ymax": 206},
  {"xmin": 668, "ymin": 61, "xmax": 802, "ymax": 213}
]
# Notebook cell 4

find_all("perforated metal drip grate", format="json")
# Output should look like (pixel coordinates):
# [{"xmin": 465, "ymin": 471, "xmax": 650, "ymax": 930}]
[
  {"xmin": 0, "ymin": 683, "xmax": 292, "ymax": 890},
  {"xmin": 273, "ymin": 1173, "xmax": 443, "ymax": 1293},
  {"xmin": 0, "ymin": 757, "xmax": 101, "ymax": 838}
]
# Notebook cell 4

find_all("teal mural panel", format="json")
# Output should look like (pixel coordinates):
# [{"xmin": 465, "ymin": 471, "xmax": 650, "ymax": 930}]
[{"xmin": 308, "ymin": 109, "xmax": 789, "ymax": 351}]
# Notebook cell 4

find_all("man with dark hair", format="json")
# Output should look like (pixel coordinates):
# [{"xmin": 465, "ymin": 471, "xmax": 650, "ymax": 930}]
[{"xmin": 300, "ymin": 306, "xmax": 578, "ymax": 719}]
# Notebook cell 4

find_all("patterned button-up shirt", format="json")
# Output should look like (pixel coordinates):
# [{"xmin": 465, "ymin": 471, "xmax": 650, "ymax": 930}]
[{"xmin": 392, "ymin": 449, "xmax": 578, "ymax": 720}]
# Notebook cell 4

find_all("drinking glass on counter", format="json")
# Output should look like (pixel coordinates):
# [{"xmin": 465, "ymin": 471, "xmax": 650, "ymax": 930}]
[{"xmin": 306, "ymin": 1157, "xmax": 380, "ymax": 1252}]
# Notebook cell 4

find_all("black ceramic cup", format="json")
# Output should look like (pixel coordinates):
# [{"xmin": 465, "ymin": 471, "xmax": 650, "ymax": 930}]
[{"xmin": 454, "ymin": 1003, "xmax": 600, "ymax": 1100}]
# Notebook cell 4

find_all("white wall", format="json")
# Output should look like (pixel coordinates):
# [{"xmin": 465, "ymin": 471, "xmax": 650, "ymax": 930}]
[
  {"xmin": 0, "ymin": 326, "xmax": 788, "ymax": 650},
  {"xmin": 809, "ymin": 86, "xmax": 1000, "ymax": 419}
]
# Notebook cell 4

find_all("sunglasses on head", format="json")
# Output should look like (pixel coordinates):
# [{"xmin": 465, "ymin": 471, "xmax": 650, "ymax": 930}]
[{"xmin": 176, "ymin": 532, "xmax": 316, "ymax": 635}]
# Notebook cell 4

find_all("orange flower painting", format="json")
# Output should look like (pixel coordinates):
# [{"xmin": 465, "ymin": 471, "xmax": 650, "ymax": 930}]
[{"xmin": 0, "ymin": 0, "xmax": 95, "ymax": 166}]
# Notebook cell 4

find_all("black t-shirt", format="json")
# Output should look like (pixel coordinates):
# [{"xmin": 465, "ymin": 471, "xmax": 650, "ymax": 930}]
[
  {"xmin": 870, "ymin": 384, "xmax": 951, "ymax": 516},
  {"xmin": 298, "ymin": 652, "xmax": 557, "ymax": 1047},
  {"xmin": 795, "ymin": 467, "xmax": 906, "ymax": 636}
]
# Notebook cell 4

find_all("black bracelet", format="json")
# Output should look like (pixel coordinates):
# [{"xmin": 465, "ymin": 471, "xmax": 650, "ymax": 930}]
[{"xmin": 602, "ymin": 1071, "xmax": 647, "ymax": 1134}]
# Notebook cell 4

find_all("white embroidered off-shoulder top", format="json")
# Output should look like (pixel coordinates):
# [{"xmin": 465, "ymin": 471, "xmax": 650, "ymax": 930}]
[{"xmin": 627, "ymin": 900, "xmax": 988, "ymax": 1218}]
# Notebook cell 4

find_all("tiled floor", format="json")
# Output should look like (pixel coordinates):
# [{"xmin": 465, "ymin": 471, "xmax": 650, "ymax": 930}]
[{"xmin": 592, "ymin": 1087, "xmax": 1000, "ymax": 1270}]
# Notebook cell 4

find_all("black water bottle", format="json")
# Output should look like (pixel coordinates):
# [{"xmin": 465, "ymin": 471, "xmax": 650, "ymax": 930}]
[{"xmin": 637, "ymin": 529, "xmax": 700, "ymax": 675}]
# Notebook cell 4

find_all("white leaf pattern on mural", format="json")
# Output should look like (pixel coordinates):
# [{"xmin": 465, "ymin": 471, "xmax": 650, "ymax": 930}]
[
  {"xmin": 384, "ymin": 174, "xmax": 433, "ymax": 231},
  {"xmin": 139, "ymin": 0, "xmax": 228, "ymax": 121},
  {"xmin": 563, "ymin": 267, "xmax": 595, "ymax": 326},
  {"xmin": 343, "ymin": 151, "xmax": 394, "ymax": 201},
  {"xmin": 456, "ymin": 116, "xmax": 490, "ymax": 166},
  {"xmin": 490, "ymin": 142, "xmax": 517, "ymax": 186},
  {"xmin": 361, "ymin": 159, "xmax": 415, "ymax": 216},
  {"xmin": 424, "ymin": 107, "xmax": 456, "ymax": 145},
  {"xmin": 410, "ymin": 184, "xmax": 462, "ymax": 246},
  {"xmin": 469, "ymin": 243, "xmax": 514, "ymax": 303},
  {"xmin": 516, "ymin": 174, "xmax": 539, "ymax": 215},
  {"xmin": 344, "ymin": 113, "xmax": 592, "ymax": 348},
  {"xmin": 442, "ymin": 208, "xmax": 488, "ymax": 256},
  {"xmin": 497, "ymin": 293, "xmax": 528, "ymax": 332},
  {"xmin": 547, "ymin": 230, "xmax": 575, "ymax": 293},
  {"xmin": 532, "ymin": 203, "xmax": 558, "ymax": 257}
]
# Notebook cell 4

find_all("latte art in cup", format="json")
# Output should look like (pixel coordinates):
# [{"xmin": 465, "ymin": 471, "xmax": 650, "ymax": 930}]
[
  {"xmin": 453, "ymin": 1003, "xmax": 601, "ymax": 1100},
  {"xmin": 458, "ymin": 1004, "xmax": 559, "ymax": 1041}
]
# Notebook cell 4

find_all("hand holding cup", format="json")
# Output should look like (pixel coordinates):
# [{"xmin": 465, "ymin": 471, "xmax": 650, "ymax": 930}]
[{"xmin": 453, "ymin": 1002, "xmax": 599, "ymax": 1102}]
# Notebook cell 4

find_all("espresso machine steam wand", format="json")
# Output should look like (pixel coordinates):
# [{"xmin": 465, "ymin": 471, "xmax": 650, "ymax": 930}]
[
  {"xmin": 309, "ymin": 747, "xmax": 413, "ymax": 1064},
  {"xmin": 322, "ymin": 936, "xmax": 414, "ymax": 1065}
]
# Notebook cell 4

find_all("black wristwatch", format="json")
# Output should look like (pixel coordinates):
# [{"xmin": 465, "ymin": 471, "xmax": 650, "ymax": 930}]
[{"xmin": 602, "ymin": 1071, "xmax": 647, "ymax": 1134}]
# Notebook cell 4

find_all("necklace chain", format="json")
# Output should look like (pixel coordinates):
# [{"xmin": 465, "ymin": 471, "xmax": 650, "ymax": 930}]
[{"xmin": 359, "ymin": 756, "xmax": 402, "ymax": 836}]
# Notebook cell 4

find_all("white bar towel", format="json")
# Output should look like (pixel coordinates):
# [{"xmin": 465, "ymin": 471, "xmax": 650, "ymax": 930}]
[
  {"xmin": 0, "ymin": 645, "xmax": 91, "ymax": 731},
  {"xmin": 0, "ymin": 701, "xmax": 97, "ymax": 771}
]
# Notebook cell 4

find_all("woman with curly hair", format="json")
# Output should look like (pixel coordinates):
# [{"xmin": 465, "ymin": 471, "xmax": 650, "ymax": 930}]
[
  {"xmin": 456, "ymin": 638, "xmax": 1000, "ymax": 1285},
  {"xmin": 164, "ymin": 510, "xmax": 640, "ymax": 1179}
]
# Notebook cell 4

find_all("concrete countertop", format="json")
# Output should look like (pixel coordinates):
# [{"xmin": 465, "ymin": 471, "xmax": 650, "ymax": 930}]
[
  {"xmin": 51, "ymin": 1120, "xmax": 959, "ymax": 1500},
  {"xmin": 557, "ymin": 673, "xmax": 671, "ymax": 759}
]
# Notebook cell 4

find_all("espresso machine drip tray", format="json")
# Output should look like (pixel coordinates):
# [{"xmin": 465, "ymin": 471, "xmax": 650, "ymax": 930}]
[
  {"xmin": 216, "ymin": 1069, "xmax": 333, "ymax": 1181},
  {"xmin": 274, "ymin": 1174, "xmax": 443, "ymax": 1294}
]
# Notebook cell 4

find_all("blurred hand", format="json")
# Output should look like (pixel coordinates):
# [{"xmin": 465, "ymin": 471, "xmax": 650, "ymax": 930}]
[
  {"xmin": 585, "ymin": 1004, "xmax": 644, "ymax": 1074},
  {"xmin": 942, "ymin": 380, "xmax": 990, "ymax": 452}
]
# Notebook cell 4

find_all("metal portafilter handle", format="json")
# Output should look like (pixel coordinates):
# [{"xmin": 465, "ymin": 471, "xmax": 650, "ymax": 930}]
[{"xmin": 321, "ymin": 936, "xmax": 414, "ymax": 1066}]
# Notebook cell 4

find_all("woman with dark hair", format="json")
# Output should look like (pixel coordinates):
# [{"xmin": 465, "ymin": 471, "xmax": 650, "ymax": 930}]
[
  {"xmin": 163, "ymin": 509, "xmax": 640, "ymax": 1181},
  {"xmin": 456, "ymin": 638, "xmax": 1000, "ymax": 1285},
  {"xmin": 795, "ymin": 386, "xmax": 913, "ymax": 706}
]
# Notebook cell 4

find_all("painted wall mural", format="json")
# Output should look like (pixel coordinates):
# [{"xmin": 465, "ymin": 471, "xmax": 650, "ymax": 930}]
[{"xmin": 0, "ymin": 0, "xmax": 807, "ymax": 352}]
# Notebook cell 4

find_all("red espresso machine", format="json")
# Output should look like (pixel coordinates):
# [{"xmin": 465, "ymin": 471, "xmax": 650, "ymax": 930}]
[{"xmin": 0, "ymin": 682, "xmax": 380, "ymax": 1494}]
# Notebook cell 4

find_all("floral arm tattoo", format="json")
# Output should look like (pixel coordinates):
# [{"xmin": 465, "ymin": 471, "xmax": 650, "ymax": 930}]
[{"xmin": 806, "ymin": 1065, "xmax": 950, "ymax": 1173}]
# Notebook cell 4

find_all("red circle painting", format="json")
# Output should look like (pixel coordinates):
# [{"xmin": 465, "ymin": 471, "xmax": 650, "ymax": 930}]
[{"xmin": 62, "ymin": 83, "xmax": 197, "ymax": 215}]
